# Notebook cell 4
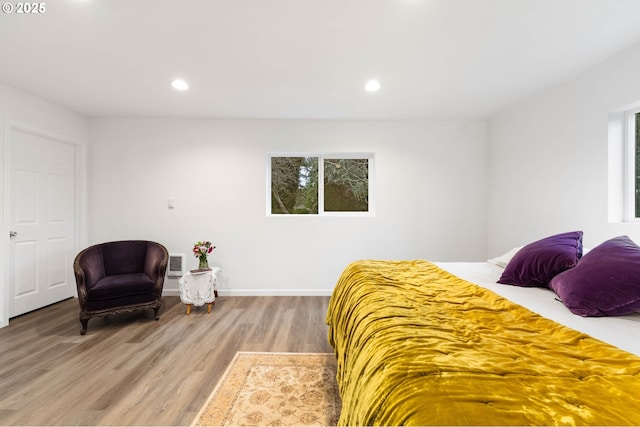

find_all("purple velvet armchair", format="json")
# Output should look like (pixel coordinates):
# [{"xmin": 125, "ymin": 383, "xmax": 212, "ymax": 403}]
[{"xmin": 73, "ymin": 240, "xmax": 169, "ymax": 335}]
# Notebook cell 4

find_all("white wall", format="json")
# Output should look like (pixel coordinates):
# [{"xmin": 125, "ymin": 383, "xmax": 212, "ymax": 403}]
[
  {"xmin": 0, "ymin": 83, "xmax": 89, "ymax": 327},
  {"xmin": 89, "ymin": 119, "xmax": 489, "ymax": 295},
  {"xmin": 5, "ymin": 34, "xmax": 640, "ymax": 309},
  {"xmin": 488, "ymin": 41, "xmax": 640, "ymax": 256}
]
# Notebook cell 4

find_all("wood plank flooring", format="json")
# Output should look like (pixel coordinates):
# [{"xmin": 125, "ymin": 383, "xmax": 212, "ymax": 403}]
[{"xmin": 0, "ymin": 295, "xmax": 334, "ymax": 426}]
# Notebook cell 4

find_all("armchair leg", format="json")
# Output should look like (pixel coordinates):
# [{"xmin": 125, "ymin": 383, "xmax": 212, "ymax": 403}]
[
  {"xmin": 80, "ymin": 318, "xmax": 89, "ymax": 335},
  {"xmin": 153, "ymin": 306, "xmax": 161, "ymax": 320}
]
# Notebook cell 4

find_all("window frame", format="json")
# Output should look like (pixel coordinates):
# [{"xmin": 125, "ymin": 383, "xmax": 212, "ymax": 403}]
[
  {"xmin": 624, "ymin": 109, "xmax": 640, "ymax": 222},
  {"xmin": 267, "ymin": 152, "xmax": 375, "ymax": 217}
]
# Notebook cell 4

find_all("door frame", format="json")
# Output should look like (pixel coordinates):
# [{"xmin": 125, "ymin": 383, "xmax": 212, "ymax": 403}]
[{"xmin": 0, "ymin": 119, "xmax": 87, "ymax": 329}]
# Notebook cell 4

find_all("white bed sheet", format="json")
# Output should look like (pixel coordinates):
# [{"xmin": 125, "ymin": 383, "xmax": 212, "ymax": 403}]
[{"xmin": 436, "ymin": 261, "xmax": 640, "ymax": 357}]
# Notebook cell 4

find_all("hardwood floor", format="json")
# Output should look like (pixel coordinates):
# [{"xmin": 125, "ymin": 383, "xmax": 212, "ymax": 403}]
[{"xmin": 0, "ymin": 295, "xmax": 334, "ymax": 426}]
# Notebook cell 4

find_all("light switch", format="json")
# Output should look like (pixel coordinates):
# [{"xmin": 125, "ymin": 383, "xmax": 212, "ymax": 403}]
[{"xmin": 168, "ymin": 198, "xmax": 176, "ymax": 209}]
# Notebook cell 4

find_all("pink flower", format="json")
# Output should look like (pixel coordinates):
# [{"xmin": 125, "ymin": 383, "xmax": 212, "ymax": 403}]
[{"xmin": 192, "ymin": 241, "xmax": 216, "ymax": 258}]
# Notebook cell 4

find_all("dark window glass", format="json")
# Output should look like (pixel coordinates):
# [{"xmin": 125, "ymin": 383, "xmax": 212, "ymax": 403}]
[
  {"xmin": 636, "ymin": 112, "xmax": 640, "ymax": 217},
  {"xmin": 271, "ymin": 157, "xmax": 318, "ymax": 214},
  {"xmin": 323, "ymin": 159, "xmax": 369, "ymax": 212}
]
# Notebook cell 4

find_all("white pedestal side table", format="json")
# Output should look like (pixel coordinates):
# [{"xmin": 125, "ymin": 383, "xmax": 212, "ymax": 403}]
[{"xmin": 178, "ymin": 267, "xmax": 221, "ymax": 314}]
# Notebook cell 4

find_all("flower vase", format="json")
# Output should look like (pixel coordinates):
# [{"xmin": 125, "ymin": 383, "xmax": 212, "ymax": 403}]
[{"xmin": 198, "ymin": 256, "xmax": 209, "ymax": 270}]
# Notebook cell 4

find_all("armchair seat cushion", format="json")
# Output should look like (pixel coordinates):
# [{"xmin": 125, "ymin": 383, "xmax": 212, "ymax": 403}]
[{"xmin": 88, "ymin": 273, "xmax": 155, "ymax": 301}]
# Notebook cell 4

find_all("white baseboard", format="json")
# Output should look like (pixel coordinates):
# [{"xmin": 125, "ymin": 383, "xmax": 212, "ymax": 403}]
[{"xmin": 162, "ymin": 289, "xmax": 333, "ymax": 297}]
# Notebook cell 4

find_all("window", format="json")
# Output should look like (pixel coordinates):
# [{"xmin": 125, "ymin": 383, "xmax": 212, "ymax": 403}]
[
  {"xmin": 635, "ymin": 111, "xmax": 640, "ymax": 217},
  {"xmin": 625, "ymin": 110, "xmax": 640, "ymax": 221},
  {"xmin": 268, "ymin": 153, "xmax": 374, "ymax": 215}
]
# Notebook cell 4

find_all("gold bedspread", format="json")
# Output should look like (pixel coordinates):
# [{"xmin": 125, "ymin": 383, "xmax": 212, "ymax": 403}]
[{"xmin": 326, "ymin": 260, "xmax": 640, "ymax": 426}]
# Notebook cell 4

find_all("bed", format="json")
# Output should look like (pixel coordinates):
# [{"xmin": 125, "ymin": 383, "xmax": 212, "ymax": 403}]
[{"xmin": 326, "ymin": 233, "xmax": 640, "ymax": 426}]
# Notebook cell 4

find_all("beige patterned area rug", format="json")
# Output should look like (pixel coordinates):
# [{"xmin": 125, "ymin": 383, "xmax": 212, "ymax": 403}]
[{"xmin": 193, "ymin": 352, "xmax": 341, "ymax": 426}]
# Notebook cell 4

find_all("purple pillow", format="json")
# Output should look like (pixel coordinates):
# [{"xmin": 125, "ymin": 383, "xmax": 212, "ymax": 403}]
[
  {"xmin": 550, "ymin": 236, "xmax": 640, "ymax": 316},
  {"xmin": 497, "ymin": 231, "xmax": 583, "ymax": 287}
]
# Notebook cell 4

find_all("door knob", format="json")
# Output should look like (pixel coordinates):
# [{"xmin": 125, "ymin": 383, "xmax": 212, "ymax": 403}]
[{"xmin": 9, "ymin": 231, "xmax": 17, "ymax": 238}]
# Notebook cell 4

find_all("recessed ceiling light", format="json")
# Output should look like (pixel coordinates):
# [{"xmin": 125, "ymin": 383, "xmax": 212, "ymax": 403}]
[
  {"xmin": 365, "ymin": 79, "xmax": 380, "ymax": 92},
  {"xmin": 171, "ymin": 79, "xmax": 189, "ymax": 91}
]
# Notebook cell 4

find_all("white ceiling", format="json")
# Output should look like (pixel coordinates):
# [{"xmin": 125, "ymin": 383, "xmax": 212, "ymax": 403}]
[{"xmin": 1, "ymin": 0, "xmax": 640, "ymax": 120}]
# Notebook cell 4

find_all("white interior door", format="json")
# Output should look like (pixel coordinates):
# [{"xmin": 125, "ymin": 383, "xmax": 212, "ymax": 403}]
[{"xmin": 9, "ymin": 129, "xmax": 76, "ymax": 317}]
